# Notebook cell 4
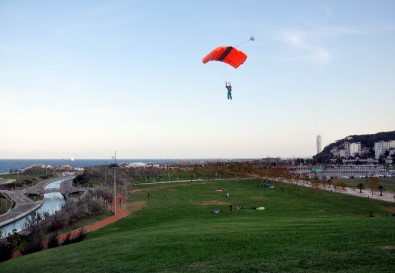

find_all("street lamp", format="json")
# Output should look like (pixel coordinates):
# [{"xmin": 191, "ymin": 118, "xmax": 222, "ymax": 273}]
[
  {"xmin": 112, "ymin": 151, "xmax": 117, "ymax": 215},
  {"xmin": 104, "ymin": 161, "xmax": 107, "ymax": 184}
]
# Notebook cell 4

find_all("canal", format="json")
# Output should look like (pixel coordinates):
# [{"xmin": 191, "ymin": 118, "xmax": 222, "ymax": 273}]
[{"xmin": 0, "ymin": 179, "xmax": 68, "ymax": 236}]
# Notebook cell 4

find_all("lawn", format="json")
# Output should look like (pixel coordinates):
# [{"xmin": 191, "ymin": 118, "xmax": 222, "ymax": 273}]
[
  {"xmin": 1, "ymin": 179, "xmax": 394, "ymax": 273},
  {"xmin": 342, "ymin": 176, "xmax": 395, "ymax": 192},
  {"xmin": 0, "ymin": 172, "xmax": 55, "ymax": 189},
  {"xmin": 0, "ymin": 193, "xmax": 12, "ymax": 215}
]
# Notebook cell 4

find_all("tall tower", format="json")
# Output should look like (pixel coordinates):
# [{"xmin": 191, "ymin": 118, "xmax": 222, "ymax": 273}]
[{"xmin": 316, "ymin": 135, "xmax": 322, "ymax": 154}]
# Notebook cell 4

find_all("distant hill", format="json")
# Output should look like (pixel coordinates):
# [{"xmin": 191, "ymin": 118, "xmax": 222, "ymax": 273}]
[{"xmin": 313, "ymin": 131, "xmax": 395, "ymax": 163}]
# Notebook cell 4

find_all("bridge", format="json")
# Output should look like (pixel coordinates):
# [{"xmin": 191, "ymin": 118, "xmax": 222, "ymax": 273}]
[{"xmin": 22, "ymin": 176, "xmax": 87, "ymax": 196}]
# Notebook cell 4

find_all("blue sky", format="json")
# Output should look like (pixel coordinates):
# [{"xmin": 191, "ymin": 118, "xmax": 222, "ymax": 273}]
[{"xmin": 0, "ymin": 0, "xmax": 394, "ymax": 159}]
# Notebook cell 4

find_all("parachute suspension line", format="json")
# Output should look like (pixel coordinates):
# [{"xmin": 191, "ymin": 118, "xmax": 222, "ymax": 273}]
[
  {"xmin": 223, "ymin": 64, "xmax": 233, "ymax": 84},
  {"xmin": 234, "ymin": 36, "xmax": 255, "ymax": 48}
]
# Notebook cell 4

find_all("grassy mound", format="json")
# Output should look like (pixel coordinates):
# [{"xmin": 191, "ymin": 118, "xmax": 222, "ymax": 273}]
[{"xmin": 1, "ymin": 179, "xmax": 394, "ymax": 272}]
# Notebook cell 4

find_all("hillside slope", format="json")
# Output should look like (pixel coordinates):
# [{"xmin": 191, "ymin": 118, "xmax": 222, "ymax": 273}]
[{"xmin": 313, "ymin": 131, "xmax": 395, "ymax": 163}]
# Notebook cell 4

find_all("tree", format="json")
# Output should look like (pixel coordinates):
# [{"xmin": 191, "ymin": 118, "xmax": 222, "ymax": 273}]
[
  {"xmin": 335, "ymin": 180, "xmax": 347, "ymax": 191},
  {"xmin": 321, "ymin": 176, "xmax": 329, "ymax": 190},
  {"xmin": 356, "ymin": 183, "xmax": 364, "ymax": 193},
  {"xmin": 311, "ymin": 176, "xmax": 320, "ymax": 201},
  {"xmin": 367, "ymin": 177, "xmax": 379, "ymax": 197},
  {"xmin": 0, "ymin": 240, "xmax": 12, "ymax": 262},
  {"xmin": 378, "ymin": 185, "xmax": 384, "ymax": 196},
  {"xmin": 327, "ymin": 178, "xmax": 333, "ymax": 190}
]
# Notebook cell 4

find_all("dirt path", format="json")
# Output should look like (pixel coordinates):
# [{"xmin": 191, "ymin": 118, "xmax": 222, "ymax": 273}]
[
  {"xmin": 57, "ymin": 194, "xmax": 129, "ymax": 242},
  {"xmin": 11, "ymin": 194, "xmax": 132, "ymax": 259}
]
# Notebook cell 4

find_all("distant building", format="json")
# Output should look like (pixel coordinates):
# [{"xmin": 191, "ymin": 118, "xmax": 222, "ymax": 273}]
[
  {"xmin": 374, "ymin": 141, "xmax": 391, "ymax": 159},
  {"xmin": 343, "ymin": 142, "xmax": 350, "ymax": 158},
  {"xmin": 128, "ymin": 162, "xmax": 147, "ymax": 168},
  {"xmin": 316, "ymin": 135, "xmax": 322, "ymax": 154},
  {"xmin": 60, "ymin": 164, "xmax": 72, "ymax": 171},
  {"xmin": 342, "ymin": 142, "xmax": 362, "ymax": 158},
  {"xmin": 349, "ymin": 142, "xmax": 361, "ymax": 157}
]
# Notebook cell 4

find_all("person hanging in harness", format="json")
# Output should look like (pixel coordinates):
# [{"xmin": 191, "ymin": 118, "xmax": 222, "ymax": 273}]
[{"xmin": 225, "ymin": 82, "xmax": 232, "ymax": 100}]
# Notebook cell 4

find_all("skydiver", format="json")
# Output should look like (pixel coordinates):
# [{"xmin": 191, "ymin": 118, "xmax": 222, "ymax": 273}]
[{"xmin": 225, "ymin": 82, "xmax": 232, "ymax": 100}]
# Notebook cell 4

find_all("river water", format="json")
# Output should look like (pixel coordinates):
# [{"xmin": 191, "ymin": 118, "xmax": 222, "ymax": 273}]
[{"xmin": 0, "ymin": 181, "xmax": 66, "ymax": 236}]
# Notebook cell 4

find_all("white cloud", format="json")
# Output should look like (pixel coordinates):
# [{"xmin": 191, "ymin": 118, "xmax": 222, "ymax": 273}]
[
  {"xmin": 276, "ymin": 30, "xmax": 331, "ymax": 64},
  {"xmin": 307, "ymin": 48, "xmax": 330, "ymax": 63},
  {"xmin": 282, "ymin": 31, "xmax": 306, "ymax": 47}
]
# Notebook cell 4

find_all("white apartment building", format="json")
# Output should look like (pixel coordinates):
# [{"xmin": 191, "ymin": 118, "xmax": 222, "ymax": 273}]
[
  {"xmin": 343, "ymin": 142, "xmax": 361, "ymax": 158},
  {"xmin": 374, "ymin": 141, "xmax": 391, "ymax": 159},
  {"xmin": 316, "ymin": 135, "xmax": 322, "ymax": 154},
  {"xmin": 349, "ymin": 142, "xmax": 361, "ymax": 157}
]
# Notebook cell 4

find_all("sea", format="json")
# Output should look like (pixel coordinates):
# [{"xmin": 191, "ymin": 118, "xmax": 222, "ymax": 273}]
[{"xmin": 0, "ymin": 159, "xmax": 178, "ymax": 174}]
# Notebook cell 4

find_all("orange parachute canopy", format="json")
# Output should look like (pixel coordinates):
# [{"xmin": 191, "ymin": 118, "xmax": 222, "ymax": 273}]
[{"xmin": 202, "ymin": 46, "xmax": 247, "ymax": 69}]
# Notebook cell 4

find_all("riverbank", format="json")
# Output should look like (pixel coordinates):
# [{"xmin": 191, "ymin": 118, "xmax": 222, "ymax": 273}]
[
  {"xmin": 0, "ymin": 176, "xmax": 78, "ymax": 233},
  {"xmin": 11, "ymin": 194, "xmax": 129, "ymax": 259},
  {"xmin": 0, "ymin": 191, "xmax": 44, "ymax": 230}
]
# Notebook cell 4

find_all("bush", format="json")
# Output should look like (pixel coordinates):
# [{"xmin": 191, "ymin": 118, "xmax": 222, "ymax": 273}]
[
  {"xmin": 47, "ymin": 232, "xmax": 60, "ymax": 249},
  {"xmin": 90, "ymin": 187, "xmax": 113, "ymax": 204},
  {"xmin": 72, "ymin": 228, "xmax": 87, "ymax": 243},
  {"xmin": 86, "ymin": 196, "xmax": 108, "ymax": 215},
  {"xmin": 21, "ymin": 233, "xmax": 44, "ymax": 255},
  {"xmin": 49, "ymin": 210, "xmax": 70, "ymax": 232},
  {"xmin": 7, "ymin": 231, "xmax": 27, "ymax": 252},
  {"xmin": 0, "ymin": 240, "xmax": 12, "ymax": 262},
  {"xmin": 73, "ymin": 173, "xmax": 88, "ymax": 185},
  {"xmin": 62, "ymin": 228, "xmax": 86, "ymax": 246}
]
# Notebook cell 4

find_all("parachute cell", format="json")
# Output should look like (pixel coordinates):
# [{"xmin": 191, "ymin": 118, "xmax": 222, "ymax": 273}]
[{"xmin": 202, "ymin": 46, "xmax": 247, "ymax": 69}]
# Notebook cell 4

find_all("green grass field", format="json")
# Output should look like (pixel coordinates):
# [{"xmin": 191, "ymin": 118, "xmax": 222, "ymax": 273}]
[
  {"xmin": 0, "ymin": 193, "xmax": 12, "ymax": 214},
  {"xmin": 1, "ymin": 179, "xmax": 394, "ymax": 273},
  {"xmin": 342, "ymin": 177, "xmax": 395, "ymax": 192}
]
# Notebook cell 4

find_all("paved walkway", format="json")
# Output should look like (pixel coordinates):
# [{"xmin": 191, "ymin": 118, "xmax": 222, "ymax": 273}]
[{"xmin": 0, "ymin": 191, "xmax": 42, "ymax": 227}]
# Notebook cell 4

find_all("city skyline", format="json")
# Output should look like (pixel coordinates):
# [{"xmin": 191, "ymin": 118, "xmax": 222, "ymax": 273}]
[{"xmin": 1, "ymin": 1, "xmax": 394, "ymax": 159}]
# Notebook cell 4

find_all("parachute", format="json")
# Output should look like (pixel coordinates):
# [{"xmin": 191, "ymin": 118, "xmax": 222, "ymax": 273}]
[
  {"xmin": 202, "ymin": 36, "xmax": 254, "ymax": 69},
  {"xmin": 202, "ymin": 46, "xmax": 247, "ymax": 69}
]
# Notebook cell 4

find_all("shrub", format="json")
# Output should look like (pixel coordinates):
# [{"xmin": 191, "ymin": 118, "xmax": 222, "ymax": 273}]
[
  {"xmin": 61, "ymin": 233, "xmax": 72, "ymax": 245},
  {"xmin": 86, "ymin": 196, "xmax": 108, "ymax": 215},
  {"xmin": 72, "ymin": 228, "xmax": 87, "ymax": 243},
  {"xmin": 22, "ymin": 233, "xmax": 44, "ymax": 255},
  {"xmin": 0, "ymin": 240, "xmax": 12, "ymax": 262},
  {"xmin": 90, "ymin": 187, "xmax": 113, "ymax": 204},
  {"xmin": 62, "ymin": 228, "xmax": 86, "ymax": 246},
  {"xmin": 49, "ymin": 210, "xmax": 70, "ymax": 232},
  {"xmin": 47, "ymin": 232, "xmax": 60, "ymax": 249},
  {"xmin": 7, "ymin": 231, "xmax": 27, "ymax": 252}
]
